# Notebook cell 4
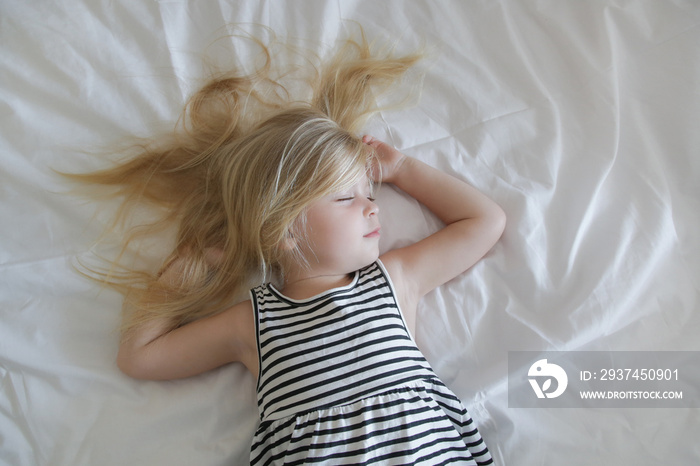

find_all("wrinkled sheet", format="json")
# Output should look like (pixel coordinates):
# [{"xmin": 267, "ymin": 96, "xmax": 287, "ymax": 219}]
[{"xmin": 1, "ymin": 1, "xmax": 699, "ymax": 465}]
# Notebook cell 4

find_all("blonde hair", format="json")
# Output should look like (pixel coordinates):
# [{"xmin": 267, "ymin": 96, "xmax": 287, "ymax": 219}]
[{"xmin": 69, "ymin": 27, "xmax": 421, "ymax": 337}]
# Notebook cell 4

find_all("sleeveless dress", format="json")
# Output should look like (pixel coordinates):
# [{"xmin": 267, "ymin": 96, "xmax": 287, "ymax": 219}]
[{"xmin": 249, "ymin": 260, "xmax": 493, "ymax": 465}]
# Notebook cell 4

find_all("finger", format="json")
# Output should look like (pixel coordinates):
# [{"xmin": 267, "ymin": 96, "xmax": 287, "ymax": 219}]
[
  {"xmin": 362, "ymin": 136, "xmax": 384, "ymax": 150},
  {"xmin": 363, "ymin": 135, "xmax": 384, "ymax": 146}
]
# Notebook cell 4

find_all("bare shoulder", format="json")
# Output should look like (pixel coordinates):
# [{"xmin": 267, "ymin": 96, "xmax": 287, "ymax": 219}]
[
  {"xmin": 224, "ymin": 297, "xmax": 255, "ymax": 326},
  {"xmin": 220, "ymin": 298, "xmax": 258, "ymax": 373},
  {"xmin": 378, "ymin": 253, "xmax": 420, "ymax": 337}
]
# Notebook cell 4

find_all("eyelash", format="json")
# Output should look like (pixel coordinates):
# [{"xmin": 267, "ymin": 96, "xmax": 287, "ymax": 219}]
[{"xmin": 337, "ymin": 196, "xmax": 376, "ymax": 202}]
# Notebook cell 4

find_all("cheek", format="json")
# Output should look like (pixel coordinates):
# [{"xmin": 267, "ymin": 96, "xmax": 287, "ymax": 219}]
[
  {"xmin": 302, "ymin": 208, "xmax": 339, "ymax": 247},
  {"xmin": 315, "ymin": 216, "xmax": 350, "ymax": 244},
  {"xmin": 305, "ymin": 210, "xmax": 357, "ymax": 250}
]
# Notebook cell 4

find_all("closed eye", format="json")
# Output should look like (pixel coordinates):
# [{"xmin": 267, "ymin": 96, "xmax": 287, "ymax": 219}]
[{"xmin": 336, "ymin": 196, "xmax": 375, "ymax": 202}]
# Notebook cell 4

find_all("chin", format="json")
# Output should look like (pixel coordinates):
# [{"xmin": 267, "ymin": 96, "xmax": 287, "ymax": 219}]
[
  {"xmin": 343, "ymin": 254, "xmax": 378, "ymax": 274},
  {"xmin": 359, "ymin": 251, "xmax": 380, "ymax": 269}
]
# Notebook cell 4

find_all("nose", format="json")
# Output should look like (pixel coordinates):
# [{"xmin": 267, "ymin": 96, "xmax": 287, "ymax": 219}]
[{"xmin": 365, "ymin": 199, "xmax": 379, "ymax": 217}]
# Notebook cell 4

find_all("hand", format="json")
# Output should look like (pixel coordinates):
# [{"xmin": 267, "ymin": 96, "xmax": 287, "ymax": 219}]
[{"xmin": 362, "ymin": 135, "xmax": 408, "ymax": 184}]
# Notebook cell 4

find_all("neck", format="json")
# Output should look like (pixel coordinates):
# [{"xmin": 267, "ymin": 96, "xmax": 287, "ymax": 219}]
[{"xmin": 281, "ymin": 268, "xmax": 354, "ymax": 300}]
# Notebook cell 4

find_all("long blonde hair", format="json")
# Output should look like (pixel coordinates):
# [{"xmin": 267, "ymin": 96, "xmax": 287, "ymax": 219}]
[{"xmin": 69, "ymin": 27, "xmax": 421, "ymax": 337}]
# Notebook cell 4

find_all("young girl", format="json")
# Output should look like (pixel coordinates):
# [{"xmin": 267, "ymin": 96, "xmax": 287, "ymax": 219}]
[{"xmin": 78, "ymin": 30, "xmax": 504, "ymax": 465}]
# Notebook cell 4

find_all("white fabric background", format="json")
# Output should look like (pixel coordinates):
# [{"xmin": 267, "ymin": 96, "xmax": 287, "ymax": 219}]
[{"xmin": 1, "ymin": 1, "xmax": 699, "ymax": 465}]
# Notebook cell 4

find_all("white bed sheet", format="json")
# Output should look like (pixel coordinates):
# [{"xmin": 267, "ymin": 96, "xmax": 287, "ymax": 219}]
[{"xmin": 2, "ymin": 1, "xmax": 699, "ymax": 465}]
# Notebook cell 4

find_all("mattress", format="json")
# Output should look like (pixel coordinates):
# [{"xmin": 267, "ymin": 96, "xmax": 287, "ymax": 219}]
[{"xmin": 1, "ymin": 1, "xmax": 699, "ymax": 464}]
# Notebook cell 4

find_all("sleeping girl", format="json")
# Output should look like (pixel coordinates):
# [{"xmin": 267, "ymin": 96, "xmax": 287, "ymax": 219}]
[{"xmin": 73, "ymin": 28, "xmax": 504, "ymax": 465}]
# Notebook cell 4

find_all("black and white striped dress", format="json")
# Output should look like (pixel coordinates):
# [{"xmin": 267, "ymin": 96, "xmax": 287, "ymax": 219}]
[{"xmin": 249, "ymin": 260, "xmax": 493, "ymax": 465}]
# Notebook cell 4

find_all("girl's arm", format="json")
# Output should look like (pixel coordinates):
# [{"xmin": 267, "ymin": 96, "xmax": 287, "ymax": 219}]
[
  {"xmin": 366, "ymin": 137, "xmax": 506, "ymax": 331},
  {"xmin": 117, "ymin": 301, "xmax": 256, "ymax": 380},
  {"xmin": 116, "ymin": 258, "xmax": 258, "ymax": 380}
]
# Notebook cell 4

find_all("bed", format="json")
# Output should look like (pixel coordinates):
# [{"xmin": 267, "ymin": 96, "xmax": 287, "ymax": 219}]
[{"xmin": 2, "ymin": 1, "xmax": 698, "ymax": 465}]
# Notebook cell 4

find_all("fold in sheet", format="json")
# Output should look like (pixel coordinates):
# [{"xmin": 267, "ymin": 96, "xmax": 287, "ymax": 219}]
[{"xmin": 1, "ymin": 1, "xmax": 698, "ymax": 464}]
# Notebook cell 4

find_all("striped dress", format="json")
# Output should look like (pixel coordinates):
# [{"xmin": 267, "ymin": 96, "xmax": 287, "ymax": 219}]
[{"xmin": 249, "ymin": 260, "xmax": 493, "ymax": 465}]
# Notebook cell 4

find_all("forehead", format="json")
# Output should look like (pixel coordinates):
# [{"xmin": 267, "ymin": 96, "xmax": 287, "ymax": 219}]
[
  {"xmin": 330, "ymin": 174, "xmax": 377, "ymax": 197},
  {"xmin": 342, "ymin": 173, "xmax": 371, "ymax": 190}
]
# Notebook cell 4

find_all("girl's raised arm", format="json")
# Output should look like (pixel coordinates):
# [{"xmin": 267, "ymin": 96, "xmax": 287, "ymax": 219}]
[
  {"xmin": 116, "ymin": 258, "xmax": 258, "ymax": 380},
  {"xmin": 367, "ymin": 137, "xmax": 506, "ymax": 331}
]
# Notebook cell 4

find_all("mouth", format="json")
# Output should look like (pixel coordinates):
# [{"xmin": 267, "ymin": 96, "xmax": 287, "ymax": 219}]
[{"xmin": 364, "ymin": 227, "xmax": 381, "ymax": 238}]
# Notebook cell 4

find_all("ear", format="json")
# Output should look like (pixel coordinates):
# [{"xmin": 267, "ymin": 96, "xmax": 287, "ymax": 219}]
[
  {"xmin": 280, "ymin": 230, "xmax": 297, "ymax": 251},
  {"xmin": 203, "ymin": 247, "xmax": 225, "ymax": 267}
]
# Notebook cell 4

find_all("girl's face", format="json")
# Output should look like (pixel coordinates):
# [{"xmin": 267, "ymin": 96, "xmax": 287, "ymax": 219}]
[{"xmin": 296, "ymin": 174, "xmax": 380, "ymax": 276}]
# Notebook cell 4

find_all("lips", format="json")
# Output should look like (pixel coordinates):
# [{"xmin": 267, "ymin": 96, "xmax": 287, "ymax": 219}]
[{"xmin": 364, "ymin": 228, "xmax": 381, "ymax": 238}]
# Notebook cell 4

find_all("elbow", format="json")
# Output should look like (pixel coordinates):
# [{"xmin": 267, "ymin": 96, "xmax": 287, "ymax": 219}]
[
  {"xmin": 479, "ymin": 204, "xmax": 506, "ymax": 247},
  {"xmin": 492, "ymin": 205, "xmax": 507, "ymax": 240},
  {"xmin": 484, "ymin": 206, "xmax": 507, "ymax": 254},
  {"xmin": 117, "ymin": 346, "xmax": 154, "ymax": 380},
  {"xmin": 116, "ymin": 349, "xmax": 140, "ymax": 379}
]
